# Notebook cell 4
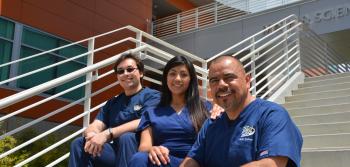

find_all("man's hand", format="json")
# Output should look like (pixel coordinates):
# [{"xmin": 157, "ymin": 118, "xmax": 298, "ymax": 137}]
[
  {"xmin": 148, "ymin": 146, "xmax": 170, "ymax": 166},
  {"xmin": 84, "ymin": 131, "xmax": 109, "ymax": 157},
  {"xmin": 84, "ymin": 131, "xmax": 97, "ymax": 141},
  {"xmin": 210, "ymin": 103, "xmax": 224, "ymax": 119}
]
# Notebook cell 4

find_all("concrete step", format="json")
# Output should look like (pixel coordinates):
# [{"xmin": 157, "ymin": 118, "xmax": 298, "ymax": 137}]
[
  {"xmin": 292, "ymin": 82, "xmax": 350, "ymax": 95},
  {"xmin": 300, "ymin": 76, "xmax": 350, "ymax": 88},
  {"xmin": 293, "ymin": 111, "xmax": 350, "ymax": 125},
  {"xmin": 287, "ymin": 103, "xmax": 350, "ymax": 117},
  {"xmin": 301, "ymin": 149, "xmax": 350, "ymax": 167},
  {"xmin": 305, "ymin": 72, "xmax": 350, "ymax": 82},
  {"xmin": 298, "ymin": 121, "xmax": 350, "ymax": 136},
  {"xmin": 283, "ymin": 95, "xmax": 350, "ymax": 109},
  {"xmin": 285, "ymin": 88, "xmax": 350, "ymax": 102},
  {"xmin": 303, "ymin": 133, "xmax": 350, "ymax": 149}
]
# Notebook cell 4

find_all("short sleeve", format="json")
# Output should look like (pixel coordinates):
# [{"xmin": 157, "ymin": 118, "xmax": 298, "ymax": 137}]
[
  {"xmin": 203, "ymin": 100, "xmax": 213, "ymax": 112},
  {"xmin": 187, "ymin": 119, "xmax": 211, "ymax": 166},
  {"xmin": 139, "ymin": 90, "xmax": 160, "ymax": 116},
  {"xmin": 136, "ymin": 109, "xmax": 152, "ymax": 132},
  {"xmin": 257, "ymin": 106, "xmax": 303, "ymax": 167},
  {"xmin": 95, "ymin": 98, "xmax": 114, "ymax": 127}
]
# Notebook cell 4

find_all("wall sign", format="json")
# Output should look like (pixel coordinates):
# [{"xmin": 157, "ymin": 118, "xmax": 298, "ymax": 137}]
[{"xmin": 302, "ymin": 5, "xmax": 350, "ymax": 24}]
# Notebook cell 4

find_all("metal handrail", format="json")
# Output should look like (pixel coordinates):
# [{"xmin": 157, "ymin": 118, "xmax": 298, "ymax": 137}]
[
  {"xmin": 207, "ymin": 14, "xmax": 301, "ymax": 98},
  {"xmin": 0, "ymin": 13, "xmax": 348, "ymax": 166},
  {"xmin": 152, "ymin": 0, "xmax": 308, "ymax": 37},
  {"xmin": 299, "ymin": 24, "xmax": 350, "ymax": 77},
  {"xmin": 0, "ymin": 22, "xmax": 211, "ymax": 166}
]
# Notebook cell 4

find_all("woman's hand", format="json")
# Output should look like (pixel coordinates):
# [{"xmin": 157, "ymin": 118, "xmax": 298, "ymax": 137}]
[
  {"xmin": 210, "ymin": 103, "xmax": 224, "ymax": 119},
  {"xmin": 148, "ymin": 145, "xmax": 170, "ymax": 166}
]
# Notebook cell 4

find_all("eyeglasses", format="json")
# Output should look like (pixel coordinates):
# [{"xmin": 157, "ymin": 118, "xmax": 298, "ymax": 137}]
[{"xmin": 116, "ymin": 67, "xmax": 138, "ymax": 75}]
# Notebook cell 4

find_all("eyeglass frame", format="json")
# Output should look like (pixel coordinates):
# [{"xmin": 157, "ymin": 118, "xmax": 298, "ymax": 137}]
[{"xmin": 115, "ymin": 66, "xmax": 139, "ymax": 75}]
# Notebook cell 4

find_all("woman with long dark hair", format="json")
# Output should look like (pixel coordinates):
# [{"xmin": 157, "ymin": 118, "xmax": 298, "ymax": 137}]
[{"xmin": 128, "ymin": 55, "xmax": 214, "ymax": 167}]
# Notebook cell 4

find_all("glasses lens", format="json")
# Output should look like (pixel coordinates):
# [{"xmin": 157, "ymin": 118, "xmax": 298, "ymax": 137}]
[
  {"xmin": 126, "ymin": 67, "xmax": 136, "ymax": 73},
  {"xmin": 116, "ymin": 67, "xmax": 137, "ymax": 75},
  {"xmin": 116, "ymin": 69, "xmax": 124, "ymax": 74}
]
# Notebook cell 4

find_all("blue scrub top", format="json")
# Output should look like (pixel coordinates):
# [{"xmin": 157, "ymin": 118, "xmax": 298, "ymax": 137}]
[
  {"xmin": 138, "ymin": 101, "xmax": 212, "ymax": 158},
  {"xmin": 187, "ymin": 98, "xmax": 303, "ymax": 167},
  {"xmin": 96, "ymin": 87, "xmax": 161, "ymax": 128}
]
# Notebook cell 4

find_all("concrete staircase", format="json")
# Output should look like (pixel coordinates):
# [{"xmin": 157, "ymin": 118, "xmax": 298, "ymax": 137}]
[{"xmin": 283, "ymin": 72, "xmax": 350, "ymax": 167}]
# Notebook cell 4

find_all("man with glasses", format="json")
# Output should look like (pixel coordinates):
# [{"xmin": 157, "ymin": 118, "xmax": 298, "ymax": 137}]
[{"xmin": 69, "ymin": 53, "xmax": 161, "ymax": 167}]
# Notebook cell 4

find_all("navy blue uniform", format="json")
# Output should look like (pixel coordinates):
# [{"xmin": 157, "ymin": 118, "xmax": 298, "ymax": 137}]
[
  {"xmin": 187, "ymin": 98, "xmax": 303, "ymax": 167},
  {"xmin": 129, "ymin": 101, "xmax": 212, "ymax": 167},
  {"xmin": 69, "ymin": 87, "xmax": 161, "ymax": 167}
]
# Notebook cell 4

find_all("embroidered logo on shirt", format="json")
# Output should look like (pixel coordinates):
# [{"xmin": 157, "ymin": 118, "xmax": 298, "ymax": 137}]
[
  {"xmin": 134, "ymin": 104, "xmax": 142, "ymax": 111},
  {"xmin": 241, "ymin": 125, "xmax": 255, "ymax": 137}
]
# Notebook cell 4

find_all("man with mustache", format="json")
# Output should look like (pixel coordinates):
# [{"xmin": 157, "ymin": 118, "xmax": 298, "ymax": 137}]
[{"xmin": 180, "ymin": 55, "xmax": 303, "ymax": 167}]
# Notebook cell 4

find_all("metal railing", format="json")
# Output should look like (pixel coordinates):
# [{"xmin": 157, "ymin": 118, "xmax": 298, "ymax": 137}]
[
  {"xmin": 0, "ymin": 26, "xmax": 207, "ymax": 166},
  {"xmin": 152, "ymin": 0, "xmax": 303, "ymax": 38},
  {"xmin": 0, "ymin": 14, "xmax": 348, "ymax": 166},
  {"xmin": 299, "ymin": 25, "xmax": 350, "ymax": 77},
  {"xmin": 208, "ymin": 15, "xmax": 302, "ymax": 99}
]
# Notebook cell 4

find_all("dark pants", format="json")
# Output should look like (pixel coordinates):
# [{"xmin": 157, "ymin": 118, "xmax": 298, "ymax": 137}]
[
  {"xmin": 128, "ymin": 152, "xmax": 183, "ymax": 167},
  {"xmin": 69, "ymin": 132, "xmax": 137, "ymax": 167}
]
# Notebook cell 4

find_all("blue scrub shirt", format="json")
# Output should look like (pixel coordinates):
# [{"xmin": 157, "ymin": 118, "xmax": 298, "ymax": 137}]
[
  {"xmin": 188, "ymin": 98, "xmax": 303, "ymax": 167},
  {"xmin": 96, "ymin": 87, "xmax": 161, "ymax": 128}
]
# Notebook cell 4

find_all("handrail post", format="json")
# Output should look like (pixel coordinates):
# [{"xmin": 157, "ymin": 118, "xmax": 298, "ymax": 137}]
[
  {"xmin": 83, "ymin": 38, "xmax": 95, "ymax": 128},
  {"xmin": 214, "ymin": 3, "xmax": 218, "ymax": 23},
  {"xmin": 177, "ymin": 14, "xmax": 180, "ymax": 33},
  {"xmin": 250, "ymin": 37, "xmax": 257, "ymax": 96},
  {"xmin": 202, "ymin": 62, "xmax": 208, "ymax": 100},
  {"xmin": 246, "ymin": 0, "xmax": 249, "ymax": 11},
  {"xmin": 195, "ymin": 8, "xmax": 199, "ymax": 29},
  {"xmin": 296, "ymin": 24, "xmax": 302, "ymax": 72},
  {"xmin": 136, "ymin": 31, "xmax": 144, "ymax": 59},
  {"xmin": 324, "ymin": 43, "xmax": 331, "ymax": 73},
  {"xmin": 283, "ymin": 20, "xmax": 290, "ymax": 79}
]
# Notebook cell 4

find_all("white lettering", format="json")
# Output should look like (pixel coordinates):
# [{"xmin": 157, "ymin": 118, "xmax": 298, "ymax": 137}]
[{"xmin": 301, "ymin": 4, "xmax": 350, "ymax": 24}]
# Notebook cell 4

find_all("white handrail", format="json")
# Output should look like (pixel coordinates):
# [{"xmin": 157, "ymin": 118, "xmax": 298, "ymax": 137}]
[
  {"xmin": 2, "ymin": 14, "xmax": 346, "ymax": 166},
  {"xmin": 207, "ymin": 14, "xmax": 297, "ymax": 62},
  {"xmin": 14, "ymin": 129, "xmax": 85, "ymax": 167},
  {"xmin": 0, "ymin": 47, "xmax": 144, "ymax": 110},
  {"xmin": 152, "ymin": 0, "xmax": 313, "ymax": 37}
]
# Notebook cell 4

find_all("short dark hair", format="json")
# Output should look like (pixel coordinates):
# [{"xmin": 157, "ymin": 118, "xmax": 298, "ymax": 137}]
[
  {"xmin": 160, "ymin": 55, "xmax": 208, "ymax": 132},
  {"xmin": 113, "ymin": 53, "xmax": 144, "ymax": 75},
  {"xmin": 209, "ymin": 55, "xmax": 246, "ymax": 74}
]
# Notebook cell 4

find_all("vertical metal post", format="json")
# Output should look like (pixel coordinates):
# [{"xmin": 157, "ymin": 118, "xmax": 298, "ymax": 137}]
[
  {"xmin": 324, "ymin": 43, "xmax": 330, "ymax": 73},
  {"xmin": 195, "ymin": 8, "xmax": 199, "ymax": 29},
  {"xmin": 149, "ymin": 19, "xmax": 154, "ymax": 36},
  {"xmin": 214, "ymin": 3, "xmax": 218, "ymax": 23},
  {"xmin": 246, "ymin": 0, "xmax": 249, "ymax": 11},
  {"xmin": 136, "ymin": 31, "xmax": 144, "ymax": 59},
  {"xmin": 83, "ymin": 38, "xmax": 94, "ymax": 128},
  {"xmin": 250, "ymin": 37, "xmax": 257, "ymax": 96},
  {"xmin": 177, "ymin": 14, "xmax": 180, "ymax": 33},
  {"xmin": 283, "ymin": 20, "xmax": 290, "ymax": 79},
  {"xmin": 202, "ymin": 62, "xmax": 208, "ymax": 100},
  {"xmin": 296, "ymin": 25, "xmax": 302, "ymax": 72},
  {"xmin": 9, "ymin": 23, "xmax": 23, "ymax": 87}
]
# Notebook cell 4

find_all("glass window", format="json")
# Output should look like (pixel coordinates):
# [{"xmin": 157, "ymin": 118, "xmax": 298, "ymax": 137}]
[
  {"xmin": 18, "ymin": 47, "xmax": 57, "ymax": 95},
  {"xmin": 18, "ymin": 27, "xmax": 87, "ymax": 100},
  {"xmin": 0, "ymin": 18, "xmax": 14, "ymax": 82},
  {"xmin": 0, "ymin": 39, "xmax": 12, "ymax": 81},
  {"xmin": 56, "ymin": 41, "xmax": 86, "ymax": 100},
  {"xmin": 0, "ymin": 18, "xmax": 14, "ymax": 39},
  {"xmin": 22, "ymin": 28, "xmax": 58, "ymax": 50}
]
